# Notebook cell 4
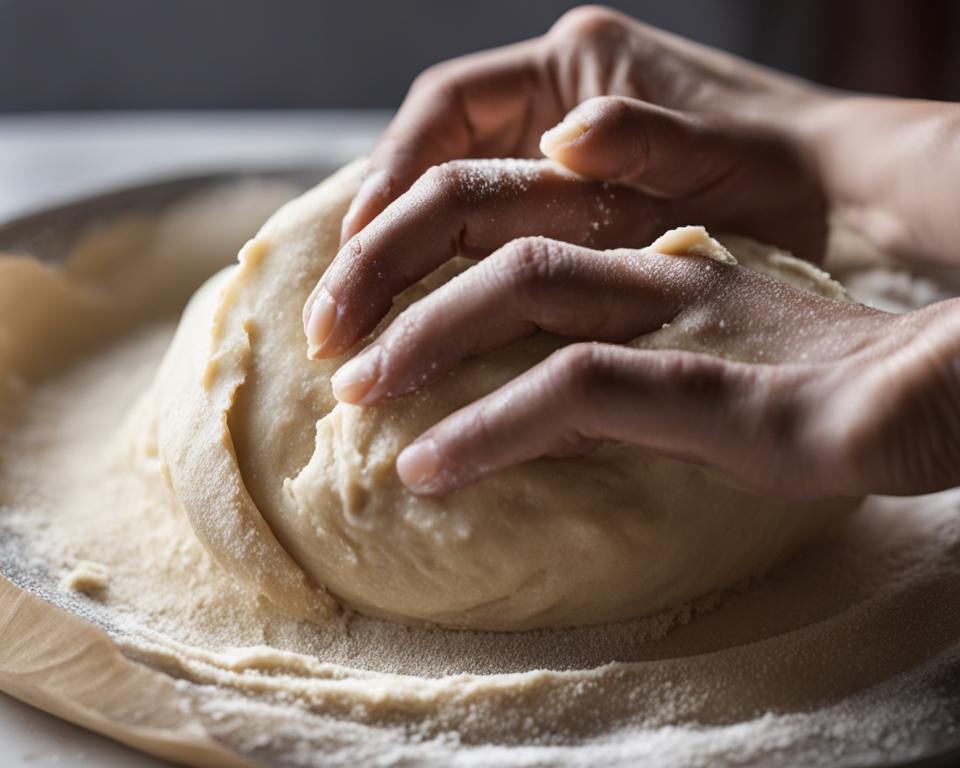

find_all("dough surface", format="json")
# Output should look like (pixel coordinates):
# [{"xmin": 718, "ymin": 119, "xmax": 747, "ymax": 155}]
[{"xmin": 154, "ymin": 160, "xmax": 857, "ymax": 631}]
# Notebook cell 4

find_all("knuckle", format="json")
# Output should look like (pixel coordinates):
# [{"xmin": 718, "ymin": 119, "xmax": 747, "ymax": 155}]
[
  {"xmin": 413, "ymin": 160, "xmax": 468, "ymax": 201},
  {"xmin": 660, "ymin": 354, "xmax": 778, "ymax": 454},
  {"xmin": 410, "ymin": 61, "xmax": 454, "ymax": 93},
  {"xmin": 570, "ymin": 95, "xmax": 637, "ymax": 136},
  {"xmin": 495, "ymin": 237, "xmax": 570, "ymax": 294},
  {"xmin": 546, "ymin": 343, "xmax": 626, "ymax": 432},
  {"xmin": 540, "ymin": 343, "xmax": 617, "ymax": 440},
  {"xmin": 594, "ymin": 95, "xmax": 634, "ymax": 124},
  {"xmin": 500, "ymin": 237, "xmax": 549, "ymax": 284},
  {"xmin": 549, "ymin": 5, "xmax": 627, "ymax": 44},
  {"xmin": 416, "ymin": 162, "xmax": 452, "ymax": 191},
  {"xmin": 549, "ymin": 343, "xmax": 607, "ymax": 394}
]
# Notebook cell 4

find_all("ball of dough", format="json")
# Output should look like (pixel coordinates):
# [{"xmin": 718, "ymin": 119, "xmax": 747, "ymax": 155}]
[{"xmin": 153, "ymin": 160, "xmax": 858, "ymax": 631}]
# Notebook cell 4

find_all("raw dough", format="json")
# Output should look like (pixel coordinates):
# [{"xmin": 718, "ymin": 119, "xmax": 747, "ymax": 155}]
[
  {"xmin": 2, "ymin": 163, "xmax": 958, "ymax": 768},
  {"xmin": 153, "ymin": 160, "xmax": 857, "ymax": 631}
]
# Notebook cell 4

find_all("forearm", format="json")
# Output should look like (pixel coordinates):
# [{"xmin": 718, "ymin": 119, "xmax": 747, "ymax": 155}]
[{"xmin": 796, "ymin": 95, "xmax": 960, "ymax": 266}]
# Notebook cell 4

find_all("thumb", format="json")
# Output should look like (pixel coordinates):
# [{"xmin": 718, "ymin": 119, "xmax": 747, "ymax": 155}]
[{"xmin": 539, "ymin": 96, "xmax": 738, "ymax": 199}]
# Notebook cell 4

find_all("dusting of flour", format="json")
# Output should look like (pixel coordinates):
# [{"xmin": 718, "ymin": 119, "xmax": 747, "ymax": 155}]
[{"xmin": 0, "ymin": 183, "xmax": 958, "ymax": 767}]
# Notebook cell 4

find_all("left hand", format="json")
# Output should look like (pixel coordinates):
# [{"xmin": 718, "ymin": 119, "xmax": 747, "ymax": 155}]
[
  {"xmin": 328, "ymin": 235, "xmax": 960, "ymax": 500},
  {"xmin": 304, "ymin": 112, "xmax": 826, "ymax": 360}
]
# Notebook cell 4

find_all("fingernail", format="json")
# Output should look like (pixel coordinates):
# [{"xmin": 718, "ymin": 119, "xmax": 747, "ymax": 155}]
[
  {"xmin": 306, "ymin": 288, "xmax": 337, "ymax": 357},
  {"xmin": 539, "ymin": 117, "xmax": 589, "ymax": 157},
  {"xmin": 397, "ymin": 440, "xmax": 441, "ymax": 493},
  {"xmin": 331, "ymin": 346, "xmax": 382, "ymax": 404}
]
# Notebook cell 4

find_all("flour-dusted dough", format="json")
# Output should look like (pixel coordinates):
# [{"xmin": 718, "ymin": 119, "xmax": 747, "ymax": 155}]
[{"xmin": 154, "ymin": 160, "xmax": 858, "ymax": 631}]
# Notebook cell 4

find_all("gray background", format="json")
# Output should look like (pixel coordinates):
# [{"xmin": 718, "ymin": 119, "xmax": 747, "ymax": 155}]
[{"xmin": 2, "ymin": 0, "xmax": 960, "ymax": 112}]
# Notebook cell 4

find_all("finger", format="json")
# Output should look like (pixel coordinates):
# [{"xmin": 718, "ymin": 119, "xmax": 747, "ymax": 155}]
[
  {"xmin": 330, "ymin": 237, "xmax": 734, "ymax": 405},
  {"xmin": 396, "ymin": 342, "xmax": 804, "ymax": 497},
  {"xmin": 540, "ymin": 96, "xmax": 828, "ymax": 262},
  {"xmin": 307, "ymin": 159, "xmax": 660, "ymax": 358},
  {"xmin": 539, "ymin": 96, "xmax": 738, "ymax": 199},
  {"xmin": 340, "ymin": 39, "xmax": 557, "ymax": 244}
]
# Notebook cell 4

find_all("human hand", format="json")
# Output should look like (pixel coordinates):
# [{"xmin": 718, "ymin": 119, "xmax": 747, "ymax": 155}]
[
  {"xmin": 328, "ymin": 235, "xmax": 960, "ymax": 500},
  {"xmin": 303, "ymin": 5, "xmax": 960, "ymax": 501},
  {"xmin": 306, "ymin": 130, "xmax": 824, "ymax": 359},
  {"xmin": 306, "ymin": 6, "xmax": 830, "ymax": 359},
  {"xmin": 338, "ymin": 4, "xmax": 826, "ymax": 245}
]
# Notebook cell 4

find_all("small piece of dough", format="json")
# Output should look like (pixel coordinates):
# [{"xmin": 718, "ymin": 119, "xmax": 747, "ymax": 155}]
[
  {"xmin": 151, "ymin": 161, "xmax": 858, "ymax": 631},
  {"xmin": 648, "ymin": 225, "xmax": 738, "ymax": 264},
  {"xmin": 63, "ymin": 560, "xmax": 110, "ymax": 596}
]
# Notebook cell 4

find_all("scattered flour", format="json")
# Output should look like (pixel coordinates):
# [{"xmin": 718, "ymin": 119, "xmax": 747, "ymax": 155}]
[{"xmin": 0, "ymin": 179, "xmax": 958, "ymax": 766}]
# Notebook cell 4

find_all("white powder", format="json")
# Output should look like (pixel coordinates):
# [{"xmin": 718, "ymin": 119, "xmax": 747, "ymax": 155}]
[{"xmin": 451, "ymin": 159, "xmax": 542, "ymax": 201}]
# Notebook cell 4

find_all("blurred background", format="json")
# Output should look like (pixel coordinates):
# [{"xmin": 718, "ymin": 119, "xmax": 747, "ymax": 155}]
[
  {"xmin": 1, "ymin": 0, "xmax": 959, "ymax": 219},
  {"xmin": 3, "ymin": 0, "xmax": 959, "ymax": 110}
]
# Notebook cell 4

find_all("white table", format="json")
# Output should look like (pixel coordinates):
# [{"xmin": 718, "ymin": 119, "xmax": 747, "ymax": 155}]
[{"xmin": 0, "ymin": 109, "xmax": 389, "ymax": 767}]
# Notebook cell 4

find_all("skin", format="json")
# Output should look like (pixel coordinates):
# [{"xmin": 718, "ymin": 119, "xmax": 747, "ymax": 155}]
[{"xmin": 304, "ymin": 5, "xmax": 960, "ymax": 499}]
